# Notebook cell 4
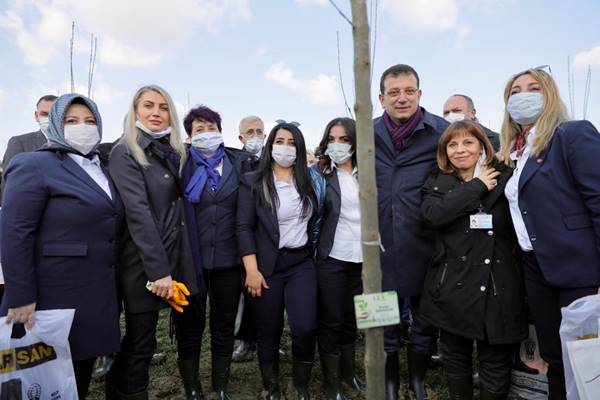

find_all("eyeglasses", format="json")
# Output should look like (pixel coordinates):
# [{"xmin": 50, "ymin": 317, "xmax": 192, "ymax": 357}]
[
  {"xmin": 384, "ymin": 87, "xmax": 419, "ymax": 98},
  {"xmin": 275, "ymin": 119, "xmax": 301, "ymax": 127},
  {"xmin": 534, "ymin": 65, "xmax": 552, "ymax": 75}
]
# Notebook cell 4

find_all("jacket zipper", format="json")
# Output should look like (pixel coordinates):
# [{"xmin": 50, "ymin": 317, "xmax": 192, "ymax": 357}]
[{"xmin": 438, "ymin": 265, "xmax": 448, "ymax": 287}]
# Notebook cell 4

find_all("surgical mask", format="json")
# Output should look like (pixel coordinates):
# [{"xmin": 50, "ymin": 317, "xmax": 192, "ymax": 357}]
[
  {"xmin": 272, "ymin": 144, "xmax": 296, "ymax": 167},
  {"xmin": 444, "ymin": 112, "xmax": 465, "ymax": 123},
  {"xmin": 244, "ymin": 137, "xmax": 264, "ymax": 155},
  {"xmin": 135, "ymin": 119, "xmax": 172, "ymax": 138},
  {"xmin": 325, "ymin": 143, "xmax": 353, "ymax": 165},
  {"xmin": 506, "ymin": 92, "xmax": 544, "ymax": 125},
  {"xmin": 64, "ymin": 124, "xmax": 100, "ymax": 155},
  {"xmin": 191, "ymin": 131, "xmax": 224, "ymax": 153},
  {"xmin": 38, "ymin": 116, "xmax": 50, "ymax": 136}
]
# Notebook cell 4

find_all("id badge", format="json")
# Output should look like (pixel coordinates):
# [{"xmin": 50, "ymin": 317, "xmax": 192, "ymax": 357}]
[{"xmin": 470, "ymin": 212, "xmax": 493, "ymax": 229}]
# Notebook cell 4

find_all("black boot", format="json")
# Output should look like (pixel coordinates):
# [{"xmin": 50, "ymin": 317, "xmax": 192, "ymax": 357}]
[
  {"xmin": 319, "ymin": 353, "xmax": 346, "ymax": 400},
  {"xmin": 178, "ymin": 358, "xmax": 204, "ymax": 400},
  {"xmin": 385, "ymin": 352, "xmax": 399, "ymax": 400},
  {"xmin": 292, "ymin": 358, "xmax": 313, "ymax": 400},
  {"xmin": 479, "ymin": 385, "xmax": 509, "ymax": 400},
  {"xmin": 212, "ymin": 355, "xmax": 232, "ymax": 400},
  {"xmin": 446, "ymin": 375, "xmax": 473, "ymax": 400},
  {"xmin": 340, "ymin": 344, "xmax": 366, "ymax": 392},
  {"xmin": 115, "ymin": 390, "xmax": 149, "ymax": 400},
  {"xmin": 260, "ymin": 361, "xmax": 281, "ymax": 400},
  {"xmin": 407, "ymin": 348, "xmax": 429, "ymax": 400}
]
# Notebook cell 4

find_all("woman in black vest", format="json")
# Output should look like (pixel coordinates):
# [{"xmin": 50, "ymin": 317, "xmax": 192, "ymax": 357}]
[
  {"xmin": 237, "ymin": 122, "xmax": 324, "ymax": 400},
  {"xmin": 314, "ymin": 118, "xmax": 365, "ymax": 399},
  {"xmin": 177, "ymin": 105, "xmax": 247, "ymax": 400},
  {"xmin": 420, "ymin": 120, "xmax": 527, "ymax": 399}
]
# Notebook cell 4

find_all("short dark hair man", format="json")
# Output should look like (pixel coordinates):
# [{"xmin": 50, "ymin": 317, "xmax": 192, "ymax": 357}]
[
  {"xmin": 443, "ymin": 94, "xmax": 500, "ymax": 150},
  {"xmin": 374, "ymin": 64, "xmax": 448, "ymax": 400},
  {"xmin": 2, "ymin": 94, "xmax": 57, "ymax": 172}
]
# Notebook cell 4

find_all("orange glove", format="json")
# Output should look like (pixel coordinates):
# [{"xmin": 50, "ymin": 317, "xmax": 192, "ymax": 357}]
[{"xmin": 165, "ymin": 281, "xmax": 190, "ymax": 313}]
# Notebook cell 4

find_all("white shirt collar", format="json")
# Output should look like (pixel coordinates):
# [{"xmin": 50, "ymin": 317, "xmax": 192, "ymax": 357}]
[{"xmin": 69, "ymin": 153, "xmax": 101, "ymax": 167}]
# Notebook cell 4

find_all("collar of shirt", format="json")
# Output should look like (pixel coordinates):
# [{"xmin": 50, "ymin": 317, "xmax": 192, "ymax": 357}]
[
  {"xmin": 69, "ymin": 153, "xmax": 101, "ymax": 167},
  {"xmin": 274, "ymin": 172, "xmax": 294, "ymax": 188},
  {"xmin": 331, "ymin": 161, "xmax": 358, "ymax": 177},
  {"xmin": 509, "ymin": 126, "xmax": 538, "ymax": 161}
]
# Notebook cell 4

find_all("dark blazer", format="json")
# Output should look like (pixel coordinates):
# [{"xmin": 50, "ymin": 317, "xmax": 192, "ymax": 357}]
[
  {"xmin": 0, "ymin": 149, "xmax": 124, "ymax": 360},
  {"xmin": 109, "ymin": 135, "xmax": 199, "ymax": 314},
  {"xmin": 2, "ymin": 130, "xmax": 47, "ymax": 172},
  {"xmin": 419, "ymin": 162, "xmax": 527, "ymax": 344},
  {"xmin": 481, "ymin": 124, "xmax": 500, "ymax": 151},
  {"xmin": 517, "ymin": 120, "xmax": 600, "ymax": 287},
  {"xmin": 182, "ymin": 147, "xmax": 247, "ymax": 271},
  {"xmin": 237, "ymin": 170, "xmax": 320, "ymax": 277},
  {"xmin": 317, "ymin": 169, "xmax": 342, "ymax": 260},
  {"xmin": 374, "ymin": 108, "xmax": 449, "ymax": 297}
]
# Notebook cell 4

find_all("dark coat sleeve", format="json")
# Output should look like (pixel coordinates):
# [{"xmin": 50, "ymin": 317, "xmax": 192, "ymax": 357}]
[
  {"xmin": 421, "ymin": 172, "xmax": 488, "ymax": 228},
  {"xmin": 1, "ymin": 154, "xmax": 47, "ymax": 307},
  {"xmin": 2, "ymin": 136, "xmax": 26, "ymax": 173},
  {"xmin": 236, "ymin": 173, "xmax": 258, "ymax": 257},
  {"xmin": 563, "ymin": 121, "xmax": 600, "ymax": 246},
  {"xmin": 108, "ymin": 146, "xmax": 171, "ymax": 281}
]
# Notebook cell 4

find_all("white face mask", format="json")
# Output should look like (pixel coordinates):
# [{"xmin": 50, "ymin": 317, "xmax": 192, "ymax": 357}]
[
  {"xmin": 444, "ymin": 112, "xmax": 465, "ymax": 123},
  {"xmin": 244, "ymin": 137, "xmax": 264, "ymax": 155},
  {"xmin": 135, "ymin": 119, "xmax": 172, "ymax": 138},
  {"xmin": 64, "ymin": 124, "xmax": 100, "ymax": 155},
  {"xmin": 191, "ymin": 131, "xmax": 224, "ymax": 153},
  {"xmin": 506, "ymin": 92, "xmax": 544, "ymax": 125},
  {"xmin": 38, "ymin": 116, "xmax": 50, "ymax": 136},
  {"xmin": 272, "ymin": 144, "xmax": 296, "ymax": 167},
  {"xmin": 325, "ymin": 142, "xmax": 353, "ymax": 165}
]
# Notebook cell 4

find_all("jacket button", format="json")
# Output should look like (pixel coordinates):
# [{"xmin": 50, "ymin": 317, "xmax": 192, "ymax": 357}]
[
  {"xmin": 487, "ymin": 230, "xmax": 494, "ymax": 236},
  {"xmin": 530, "ymin": 235, "xmax": 536, "ymax": 242},
  {"xmin": 522, "ymin": 209, "xmax": 527, "ymax": 215},
  {"xmin": 480, "ymin": 286, "xmax": 486, "ymax": 292},
  {"xmin": 433, "ymin": 186, "xmax": 438, "ymax": 191},
  {"xmin": 181, "ymin": 221, "xmax": 185, "ymax": 226},
  {"xmin": 164, "ymin": 174, "xmax": 170, "ymax": 179},
  {"xmin": 484, "ymin": 258, "xmax": 491, "ymax": 264},
  {"xmin": 460, "ymin": 256, "xmax": 467, "ymax": 261},
  {"xmin": 496, "ymin": 259, "xmax": 501, "ymax": 263}
]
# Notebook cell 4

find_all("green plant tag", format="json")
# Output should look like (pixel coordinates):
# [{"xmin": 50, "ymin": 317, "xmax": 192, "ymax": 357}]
[{"xmin": 354, "ymin": 291, "xmax": 400, "ymax": 330}]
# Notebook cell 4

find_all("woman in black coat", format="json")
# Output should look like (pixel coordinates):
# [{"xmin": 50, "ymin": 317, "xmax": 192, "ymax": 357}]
[
  {"xmin": 107, "ymin": 85, "xmax": 199, "ymax": 399},
  {"xmin": 420, "ymin": 120, "xmax": 527, "ymax": 399}
]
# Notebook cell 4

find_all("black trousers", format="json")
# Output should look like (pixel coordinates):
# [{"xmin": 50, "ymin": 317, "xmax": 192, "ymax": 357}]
[
  {"xmin": 175, "ymin": 265, "xmax": 242, "ymax": 358},
  {"xmin": 251, "ymin": 248, "xmax": 317, "ymax": 364},
  {"xmin": 108, "ymin": 310, "xmax": 159, "ymax": 394},
  {"xmin": 522, "ymin": 251, "xmax": 597, "ymax": 400},
  {"xmin": 73, "ymin": 357, "xmax": 96, "ymax": 399},
  {"xmin": 441, "ymin": 330, "xmax": 515, "ymax": 394},
  {"xmin": 384, "ymin": 295, "xmax": 438, "ymax": 355},
  {"xmin": 317, "ymin": 257, "xmax": 362, "ymax": 355}
]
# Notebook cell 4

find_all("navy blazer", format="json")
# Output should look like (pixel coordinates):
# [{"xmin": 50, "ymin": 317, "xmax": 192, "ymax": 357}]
[
  {"xmin": 182, "ymin": 147, "xmax": 247, "ymax": 271},
  {"xmin": 317, "ymin": 169, "xmax": 342, "ymax": 260},
  {"xmin": 518, "ymin": 120, "xmax": 600, "ymax": 287},
  {"xmin": 374, "ymin": 108, "xmax": 449, "ymax": 297},
  {"xmin": 0, "ymin": 149, "xmax": 124, "ymax": 361}
]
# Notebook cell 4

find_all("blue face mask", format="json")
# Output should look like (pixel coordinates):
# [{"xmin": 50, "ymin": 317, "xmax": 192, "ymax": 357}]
[
  {"xmin": 325, "ymin": 143, "xmax": 353, "ymax": 165},
  {"xmin": 506, "ymin": 92, "xmax": 544, "ymax": 125}
]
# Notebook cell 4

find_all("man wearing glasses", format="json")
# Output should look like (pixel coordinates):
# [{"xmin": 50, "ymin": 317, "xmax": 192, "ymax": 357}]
[{"xmin": 374, "ymin": 64, "xmax": 449, "ymax": 400}]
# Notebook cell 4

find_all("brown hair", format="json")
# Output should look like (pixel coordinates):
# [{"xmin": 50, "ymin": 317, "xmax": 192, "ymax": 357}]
[{"xmin": 437, "ymin": 120, "xmax": 495, "ymax": 175}]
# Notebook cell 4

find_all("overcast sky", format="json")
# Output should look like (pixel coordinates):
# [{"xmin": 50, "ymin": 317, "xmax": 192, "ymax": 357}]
[{"xmin": 0, "ymin": 0, "xmax": 599, "ymax": 155}]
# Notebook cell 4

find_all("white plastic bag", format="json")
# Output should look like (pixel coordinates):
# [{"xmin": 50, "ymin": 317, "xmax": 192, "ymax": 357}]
[
  {"xmin": 560, "ymin": 294, "xmax": 600, "ymax": 400},
  {"xmin": 0, "ymin": 309, "xmax": 78, "ymax": 400}
]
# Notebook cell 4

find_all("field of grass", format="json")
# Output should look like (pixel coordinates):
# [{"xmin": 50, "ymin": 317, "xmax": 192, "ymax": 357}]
[{"xmin": 88, "ymin": 309, "xmax": 523, "ymax": 399}]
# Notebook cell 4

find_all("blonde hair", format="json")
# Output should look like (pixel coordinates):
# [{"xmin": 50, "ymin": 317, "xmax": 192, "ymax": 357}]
[
  {"xmin": 499, "ymin": 69, "xmax": 569, "ymax": 166},
  {"xmin": 121, "ymin": 85, "xmax": 187, "ymax": 170}
]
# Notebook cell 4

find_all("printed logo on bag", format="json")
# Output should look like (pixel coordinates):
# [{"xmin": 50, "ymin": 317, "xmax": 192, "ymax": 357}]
[
  {"xmin": 27, "ymin": 383, "xmax": 42, "ymax": 400},
  {"xmin": 0, "ymin": 342, "xmax": 57, "ymax": 374}
]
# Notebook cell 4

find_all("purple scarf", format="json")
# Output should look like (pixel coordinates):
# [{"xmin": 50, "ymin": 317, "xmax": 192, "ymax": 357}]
[{"xmin": 383, "ymin": 107, "xmax": 423, "ymax": 152}]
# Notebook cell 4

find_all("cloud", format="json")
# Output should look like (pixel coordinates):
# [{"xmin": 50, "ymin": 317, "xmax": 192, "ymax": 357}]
[
  {"xmin": 265, "ymin": 61, "xmax": 339, "ymax": 106},
  {"xmin": 381, "ymin": 0, "xmax": 459, "ymax": 32},
  {"xmin": 574, "ymin": 45, "xmax": 600, "ymax": 68},
  {"xmin": 0, "ymin": 0, "xmax": 252, "ymax": 67}
]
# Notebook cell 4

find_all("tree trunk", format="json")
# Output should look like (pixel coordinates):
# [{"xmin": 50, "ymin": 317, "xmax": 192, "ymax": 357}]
[{"xmin": 350, "ymin": 1, "xmax": 386, "ymax": 399}]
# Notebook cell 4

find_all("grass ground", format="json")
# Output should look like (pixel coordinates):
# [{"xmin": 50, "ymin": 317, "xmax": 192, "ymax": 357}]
[{"xmin": 88, "ymin": 310, "xmax": 520, "ymax": 399}]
